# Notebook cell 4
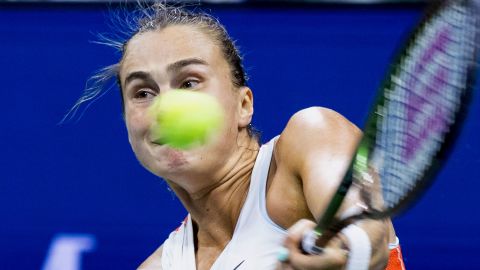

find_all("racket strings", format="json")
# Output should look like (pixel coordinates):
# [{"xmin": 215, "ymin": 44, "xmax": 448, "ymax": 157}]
[{"xmin": 372, "ymin": 1, "xmax": 477, "ymax": 210}]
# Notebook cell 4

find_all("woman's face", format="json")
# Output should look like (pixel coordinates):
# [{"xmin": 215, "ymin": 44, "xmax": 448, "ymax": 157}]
[{"xmin": 119, "ymin": 24, "xmax": 252, "ymax": 187}]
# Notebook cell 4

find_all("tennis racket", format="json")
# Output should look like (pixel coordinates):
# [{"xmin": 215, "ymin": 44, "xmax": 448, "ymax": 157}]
[{"xmin": 302, "ymin": 0, "xmax": 480, "ymax": 255}]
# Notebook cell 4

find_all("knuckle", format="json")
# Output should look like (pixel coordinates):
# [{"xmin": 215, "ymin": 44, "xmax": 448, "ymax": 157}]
[{"xmin": 283, "ymin": 233, "xmax": 298, "ymax": 246}]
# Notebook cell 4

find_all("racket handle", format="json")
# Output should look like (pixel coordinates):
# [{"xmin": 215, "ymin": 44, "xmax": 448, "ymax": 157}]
[
  {"xmin": 301, "ymin": 222, "xmax": 345, "ymax": 254},
  {"xmin": 301, "ymin": 225, "xmax": 372, "ymax": 270},
  {"xmin": 301, "ymin": 229, "xmax": 323, "ymax": 254}
]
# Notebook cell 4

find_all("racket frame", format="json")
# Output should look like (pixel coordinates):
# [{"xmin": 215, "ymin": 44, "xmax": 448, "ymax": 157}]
[{"xmin": 309, "ymin": 0, "xmax": 479, "ymax": 245}]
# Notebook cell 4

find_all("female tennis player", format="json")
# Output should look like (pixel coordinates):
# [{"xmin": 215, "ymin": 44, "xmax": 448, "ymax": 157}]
[{"xmin": 84, "ymin": 3, "xmax": 405, "ymax": 270}]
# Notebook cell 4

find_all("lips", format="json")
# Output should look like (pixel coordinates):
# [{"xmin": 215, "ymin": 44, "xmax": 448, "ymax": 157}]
[{"xmin": 151, "ymin": 140, "xmax": 164, "ymax": 146}]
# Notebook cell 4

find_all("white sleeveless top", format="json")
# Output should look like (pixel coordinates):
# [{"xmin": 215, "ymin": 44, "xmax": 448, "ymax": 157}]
[{"xmin": 161, "ymin": 137, "xmax": 287, "ymax": 269}]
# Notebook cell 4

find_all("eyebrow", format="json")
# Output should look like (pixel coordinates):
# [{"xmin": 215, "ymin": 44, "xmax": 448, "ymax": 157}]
[
  {"xmin": 123, "ymin": 58, "xmax": 208, "ymax": 88},
  {"xmin": 124, "ymin": 71, "xmax": 157, "ymax": 88},
  {"xmin": 166, "ymin": 58, "xmax": 208, "ymax": 74}
]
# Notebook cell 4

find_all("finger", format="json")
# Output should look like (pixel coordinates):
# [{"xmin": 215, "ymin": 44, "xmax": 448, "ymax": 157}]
[
  {"xmin": 280, "ymin": 219, "xmax": 349, "ymax": 270},
  {"xmin": 288, "ymin": 247, "xmax": 348, "ymax": 270},
  {"xmin": 278, "ymin": 219, "xmax": 316, "ymax": 264},
  {"xmin": 283, "ymin": 219, "xmax": 317, "ymax": 250},
  {"xmin": 275, "ymin": 261, "xmax": 295, "ymax": 270}
]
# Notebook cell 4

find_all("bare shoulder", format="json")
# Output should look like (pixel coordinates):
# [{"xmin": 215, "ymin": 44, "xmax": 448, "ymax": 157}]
[
  {"xmin": 137, "ymin": 244, "xmax": 163, "ymax": 270},
  {"xmin": 266, "ymin": 107, "xmax": 361, "ymax": 227},
  {"xmin": 276, "ymin": 107, "xmax": 361, "ymax": 169}
]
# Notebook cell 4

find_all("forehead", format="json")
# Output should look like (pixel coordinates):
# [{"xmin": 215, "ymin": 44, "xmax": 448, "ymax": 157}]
[{"xmin": 120, "ymin": 24, "xmax": 225, "ymax": 78}]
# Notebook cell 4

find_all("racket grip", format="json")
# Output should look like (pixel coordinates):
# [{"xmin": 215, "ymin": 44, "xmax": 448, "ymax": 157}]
[
  {"xmin": 302, "ymin": 225, "xmax": 372, "ymax": 270},
  {"xmin": 301, "ymin": 229, "xmax": 323, "ymax": 254}
]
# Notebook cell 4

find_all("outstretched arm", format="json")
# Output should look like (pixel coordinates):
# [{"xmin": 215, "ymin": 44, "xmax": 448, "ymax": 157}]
[{"xmin": 271, "ymin": 107, "xmax": 390, "ymax": 270}]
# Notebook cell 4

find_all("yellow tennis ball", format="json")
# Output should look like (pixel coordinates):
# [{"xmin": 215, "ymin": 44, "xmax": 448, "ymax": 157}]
[{"xmin": 148, "ymin": 91, "xmax": 224, "ymax": 149}]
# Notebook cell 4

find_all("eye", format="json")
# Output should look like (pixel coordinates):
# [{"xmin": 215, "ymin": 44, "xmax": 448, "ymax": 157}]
[
  {"xmin": 180, "ymin": 79, "xmax": 199, "ymax": 89},
  {"xmin": 133, "ymin": 88, "xmax": 156, "ymax": 100}
]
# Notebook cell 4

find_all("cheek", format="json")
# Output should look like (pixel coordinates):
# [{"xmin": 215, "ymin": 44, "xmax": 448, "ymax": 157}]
[
  {"xmin": 125, "ymin": 110, "xmax": 155, "ymax": 171},
  {"xmin": 224, "ymin": 106, "xmax": 238, "ymax": 132},
  {"xmin": 215, "ymin": 94, "xmax": 240, "ymax": 143},
  {"xmin": 223, "ymin": 93, "xmax": 240, "ymax": 126},
  {"xmin": 125, "ymin": 108, "xmax": 150, "ymax": 145}
]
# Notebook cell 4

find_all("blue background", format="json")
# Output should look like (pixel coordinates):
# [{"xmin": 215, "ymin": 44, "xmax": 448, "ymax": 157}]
[{"xmin": 1, "ymin": 3, "xmax": 479, "ymax": 269}]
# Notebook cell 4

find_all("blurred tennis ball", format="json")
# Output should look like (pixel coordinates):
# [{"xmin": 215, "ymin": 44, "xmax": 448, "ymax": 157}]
[{"xmin": 148, "ymin": 91, "xmax": 224, "ymax": 149}]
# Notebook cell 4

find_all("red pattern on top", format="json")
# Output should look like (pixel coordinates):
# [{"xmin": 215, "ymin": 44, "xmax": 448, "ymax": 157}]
[{"xmin": 385, "ymin": 245, "xmax": 406, "ymax": 270}]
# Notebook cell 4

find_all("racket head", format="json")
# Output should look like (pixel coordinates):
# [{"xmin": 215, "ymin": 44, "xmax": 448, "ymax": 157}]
[{"xmin": 355, "ymin": 0, "xmax": 480, "ymax": 219}]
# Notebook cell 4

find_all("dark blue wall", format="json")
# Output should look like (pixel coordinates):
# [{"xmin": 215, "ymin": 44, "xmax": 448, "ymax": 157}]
[{"xmin": 1, "ymin": 3, "xmax": 479, "ymax": 269}]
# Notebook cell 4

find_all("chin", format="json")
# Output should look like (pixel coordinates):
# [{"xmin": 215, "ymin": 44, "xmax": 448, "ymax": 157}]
[{"xmin": 142, "ymin": 147, "xmax": 191, "ymax": 177}]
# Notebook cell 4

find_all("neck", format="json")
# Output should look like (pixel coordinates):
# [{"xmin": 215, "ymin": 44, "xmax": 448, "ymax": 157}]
[{"xmin": 167, "ymin": 134, "xmax": 260, "ymax": 246}]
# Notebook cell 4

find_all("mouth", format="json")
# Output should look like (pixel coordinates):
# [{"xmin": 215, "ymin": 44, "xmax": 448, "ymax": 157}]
[
  {"xmin": 148, "ymin": 133, "xmax": 165, "ymax": 146},
  {"xmin": 150, "ymin": 139, "xmax": 164, "ymax": 146},
  {"xmin": 147, "ymin": 136, "xmax": 165, "ymax": 148}
]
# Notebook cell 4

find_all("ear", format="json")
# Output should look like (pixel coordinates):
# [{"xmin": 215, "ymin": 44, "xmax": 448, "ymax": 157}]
[{"xmin": 237, "ymin": 86, "xmax": 254, "ymax": 128}]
